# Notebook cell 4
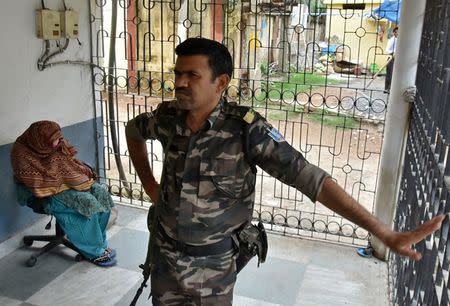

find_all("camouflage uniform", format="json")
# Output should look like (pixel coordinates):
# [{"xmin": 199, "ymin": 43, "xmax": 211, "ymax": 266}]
[{"xmin": 126, "ymin": 98, "xmax": 330, "ymax": 305}]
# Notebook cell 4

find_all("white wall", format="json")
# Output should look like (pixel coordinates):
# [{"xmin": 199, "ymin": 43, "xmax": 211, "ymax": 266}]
[{"xmin": 0, "ymin": 0, "xmax": 94, "ymax": 145}]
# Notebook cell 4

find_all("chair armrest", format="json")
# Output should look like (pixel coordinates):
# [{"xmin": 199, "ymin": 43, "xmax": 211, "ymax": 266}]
[
  {"xmin": 15, "ymin": 184, "xmax": 50, "ymax": 214},
  {"xmin": 15, "ymin": 184, "xmax": 33, "ymax": 207}
]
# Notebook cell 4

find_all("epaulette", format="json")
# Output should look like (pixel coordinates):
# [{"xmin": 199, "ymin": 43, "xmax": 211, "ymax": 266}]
[{"xmin": 222, "ymin": 101, "xmax": 256, "ymax": 124}]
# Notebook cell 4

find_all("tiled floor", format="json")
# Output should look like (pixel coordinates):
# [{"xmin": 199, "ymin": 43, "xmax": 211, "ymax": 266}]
[{"xmin": 0, "ymin": 204, "xmax": 389, "ymax": 306}]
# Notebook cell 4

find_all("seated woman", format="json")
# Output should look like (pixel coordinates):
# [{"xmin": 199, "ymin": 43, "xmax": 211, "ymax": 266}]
[{"xmin": 10, "ymin": 120, "xmax": 117, "ymax": 267}]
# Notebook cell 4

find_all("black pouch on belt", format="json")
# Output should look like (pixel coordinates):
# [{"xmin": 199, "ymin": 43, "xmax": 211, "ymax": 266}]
[{"xmin": 235, "ymin": 221, "xmax": 268, "ymax": 273}]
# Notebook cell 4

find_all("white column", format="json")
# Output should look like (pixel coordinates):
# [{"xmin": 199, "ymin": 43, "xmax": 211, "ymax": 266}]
[{"xmin": 371, "ymin": 0, "xmax": 427, "ymax": 260}]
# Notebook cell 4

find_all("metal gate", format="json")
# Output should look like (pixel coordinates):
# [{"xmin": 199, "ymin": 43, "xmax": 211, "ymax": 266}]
[
  {"xmin": 90, "ymin": 0, "xmax": 393, "ymax": 246},
  {"xmin": 390, "ymin": 0, "xmax": 450, "ymax": 305}
]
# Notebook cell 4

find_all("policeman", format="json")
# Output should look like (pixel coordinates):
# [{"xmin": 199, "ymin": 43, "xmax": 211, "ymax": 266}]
[{"xmin": 126, "ymin": 38, "xmax": 444, "ymax": 306}]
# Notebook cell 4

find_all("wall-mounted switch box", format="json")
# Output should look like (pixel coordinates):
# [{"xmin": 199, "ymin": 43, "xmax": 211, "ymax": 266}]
[
  {"xmin": 60, "ymin": 10, "xmax": 79, "ymax": 38},
  {"xmin": 36, "ymin": 9, "xmax": 61, "ymax": 39}
]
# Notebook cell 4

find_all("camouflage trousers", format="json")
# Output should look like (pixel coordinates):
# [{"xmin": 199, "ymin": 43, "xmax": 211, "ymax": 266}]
[{"xmin": 151, "ymin": 230, "xmax": 237, "ymax": 306}]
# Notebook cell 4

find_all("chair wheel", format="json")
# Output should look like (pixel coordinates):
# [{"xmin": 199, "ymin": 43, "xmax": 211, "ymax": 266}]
[
  {"xmin": 26, "ymin": 256, "xmax": 37, "ymax": 267},
  {"xmin": 75, "ymin": 254, "xmax": 84, "ymax": 262},
  {"xmin": 23, "ymin": 237, "xmax": 33, "ymax": 246}
]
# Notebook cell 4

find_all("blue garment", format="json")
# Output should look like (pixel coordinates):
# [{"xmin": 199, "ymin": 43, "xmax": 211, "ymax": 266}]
[
  {"xmin": 45, "ymin": 196, "xmax": 111, "ymax": 259},
  {"xmin": 50, "ymin": 182, "xmax": 114, "ymax": 218},
  {"xmin": 16, "ymin": 182, "xmax": 113, "ymax": 260}
]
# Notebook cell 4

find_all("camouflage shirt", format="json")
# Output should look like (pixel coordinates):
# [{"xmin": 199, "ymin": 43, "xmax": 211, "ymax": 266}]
[{"xmin": 126, "ymin": 99, "xmax": 330, "ymax": 246}]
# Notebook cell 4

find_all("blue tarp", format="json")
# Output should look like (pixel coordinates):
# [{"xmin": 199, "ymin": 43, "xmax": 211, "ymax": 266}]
[
  {"xmin": 372, "ymin": 0, "xmax": 401, "ymax": 24},
  {"xmin": 321, "ymin": 44, "xmax": 338, "ymax": 56}
]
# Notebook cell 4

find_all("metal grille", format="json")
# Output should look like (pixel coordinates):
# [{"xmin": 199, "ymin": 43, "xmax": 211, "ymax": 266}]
[
  {"xmin": 390, "ymin": 0, "xmax": 450, "ymax": 305},
  {"xmin": 90, "ymin": 0, "xmax": 393, "ymax": 246}
]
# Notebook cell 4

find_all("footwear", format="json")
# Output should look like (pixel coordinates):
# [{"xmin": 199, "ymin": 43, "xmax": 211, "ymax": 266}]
[
  {"xmin": 106, "ymin": 247, "xmax": 117, "ymax": 259},
  {"xmin": 356, "ymin": 247, "xmax": 373, "ymax": 258},
  {"xmin": 90, "ymin": 252, "xmax": 117, "ymax": 267},
  {"xmin": 383, "ymin": 89, "xmax": 390, "ymax": 94}
]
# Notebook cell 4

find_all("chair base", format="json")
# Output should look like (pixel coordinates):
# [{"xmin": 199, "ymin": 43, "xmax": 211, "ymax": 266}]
[{"xmin": 23, "ymin": 222, "xmax": 84, "ymax": 267}]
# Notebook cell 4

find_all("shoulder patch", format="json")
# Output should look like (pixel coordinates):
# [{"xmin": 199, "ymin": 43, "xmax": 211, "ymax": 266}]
[
  {"xmin": 266, "ymin": 126, "xmax": 286, "ymax": 142},
  {"xmin": 243, "ymin": 110, "xmax": 255, "ymax": 123}
]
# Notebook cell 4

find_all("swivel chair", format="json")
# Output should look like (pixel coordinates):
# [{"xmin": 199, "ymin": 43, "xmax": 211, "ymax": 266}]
[{"xmin": 17, "ymin": 184, "xmax": 84, "ymax": 267}]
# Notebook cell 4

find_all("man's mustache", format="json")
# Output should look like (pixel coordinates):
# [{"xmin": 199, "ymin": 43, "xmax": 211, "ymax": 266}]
[{"xmin": 175, "ymin": 88, "xmax": 191, "ymax": 95}]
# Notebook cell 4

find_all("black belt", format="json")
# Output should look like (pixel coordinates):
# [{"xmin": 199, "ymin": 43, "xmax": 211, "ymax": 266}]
[{"xmin": 158, "ymin": 222, "xmax": 234, "ymax": 256}]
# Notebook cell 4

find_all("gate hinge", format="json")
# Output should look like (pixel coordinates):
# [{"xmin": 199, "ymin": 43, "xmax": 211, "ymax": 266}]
[{"xmin": 403, "ymin": 86, "xmax": 417, "ymax": 103}]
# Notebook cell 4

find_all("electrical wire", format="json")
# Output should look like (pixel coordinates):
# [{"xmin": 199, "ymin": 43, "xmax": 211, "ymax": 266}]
[
  {"xmin": 42, "ymin": 39, "xmax": 70, "ymax": 67},
  {"xmin": 37, "ymin": 40, "xmax": 51, "ymax": 71},
  {"xmin": 42, "ymin": 60, "xmax": 105, "ymax": 71}
]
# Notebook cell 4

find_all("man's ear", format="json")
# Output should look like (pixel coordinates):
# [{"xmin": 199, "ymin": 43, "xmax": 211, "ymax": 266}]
[{"xmin": 216, "ymin": 74, "xmax": 231, "ymax": 93}]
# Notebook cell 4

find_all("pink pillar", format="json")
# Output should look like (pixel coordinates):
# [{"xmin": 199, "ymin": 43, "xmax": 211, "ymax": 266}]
[{"xmin": 211, "ymin": 0, "xmax": 223, "ymax": 42}]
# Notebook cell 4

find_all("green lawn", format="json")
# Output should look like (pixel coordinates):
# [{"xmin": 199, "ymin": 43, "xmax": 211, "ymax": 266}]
[
  {"xmin": 307, "ymin": 109, "xmax": 359, "ymax": 129},
  {"xmin": 264, "ymin": 106, "xmax": 359, "ymax": 129},
  {"xmin": 245, "ymin": 72, "xmax": 358, "ymax": 128},
  {"xmin": 257, "ymin": 72, "xmax": 344, "ymax": 101}
]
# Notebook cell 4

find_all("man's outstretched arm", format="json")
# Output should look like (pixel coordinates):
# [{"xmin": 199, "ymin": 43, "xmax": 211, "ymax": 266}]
[{"xmin": 317, "ymin": 177, "xmax": 445, "ymax": 260}]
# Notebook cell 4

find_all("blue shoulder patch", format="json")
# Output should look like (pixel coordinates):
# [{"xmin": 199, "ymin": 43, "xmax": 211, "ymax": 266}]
[{"xmin": 266, "ymin": 127, "xmax": 286, "ymax": 142}]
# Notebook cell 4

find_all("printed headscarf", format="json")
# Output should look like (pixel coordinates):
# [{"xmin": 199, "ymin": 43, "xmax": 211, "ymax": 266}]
[{"xmin": 10, "ymin": 121, "xmax": 95, "ymax": 197}]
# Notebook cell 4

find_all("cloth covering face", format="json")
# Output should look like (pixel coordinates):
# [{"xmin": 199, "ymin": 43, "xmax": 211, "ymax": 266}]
[{"xmin": 11, "ymin": 120, "xmax": 95, "ymax": 197}]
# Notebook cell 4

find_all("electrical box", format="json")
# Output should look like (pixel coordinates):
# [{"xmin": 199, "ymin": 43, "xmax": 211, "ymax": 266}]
[
  {"xmin": 60, "ymin": 10, "xmax": 79, "ymax": 38},
  {"xmin": 36, "ymin": 9, "xmax": 61, "ymax": 39}
]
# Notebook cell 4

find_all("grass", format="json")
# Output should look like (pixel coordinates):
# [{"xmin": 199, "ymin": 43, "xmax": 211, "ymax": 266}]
[
  {"xmin": 307, "ymin": 109, "xmax": 359, "ymax": 129},
  {"xmin": 250, "ymin": 72, "xmax": 356, "ymax": 128},
  {"xmin": 258, "ymin": 72, "xmax": 344, "ymax": 101},
  {"xmin": 288, "ymin": 72, "xmax": 343, "ymax": 86},
  {"xmin": 259, "ymin": 102, "xmax": 359, "ymax": 129},
  {"xmin": 266, "ymin": 106, "xmax": 303, "ymax": 121}
]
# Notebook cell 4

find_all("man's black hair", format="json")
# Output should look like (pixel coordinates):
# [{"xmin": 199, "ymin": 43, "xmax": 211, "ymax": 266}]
[{"xmin": 175, "ymin": 38, "xmax": 233, "ymax": 80}]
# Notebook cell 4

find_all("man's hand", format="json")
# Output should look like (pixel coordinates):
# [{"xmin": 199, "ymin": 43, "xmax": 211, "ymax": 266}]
[
  {"xmin": 383, "ymin": 214, "xmax": 445, "ymax": 261},
  {"xmin": 317, "ymin": 178, "xmax": 445, "ymax": 261}
]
